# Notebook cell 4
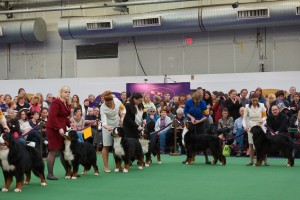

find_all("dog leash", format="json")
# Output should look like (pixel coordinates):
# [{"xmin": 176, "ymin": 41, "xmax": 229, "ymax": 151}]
[
  {"xmin": 264, "ymin": 124, "xmax": 278, "ymax": 136},
  {"xmin": 149, "ymin": 122, "xmax": 173, "ymax": 135}
]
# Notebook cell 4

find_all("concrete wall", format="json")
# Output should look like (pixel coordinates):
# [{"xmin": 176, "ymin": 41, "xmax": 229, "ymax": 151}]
[{"xmin": 0, "ymin": 0, "xmax": 299, "ymax": 80}]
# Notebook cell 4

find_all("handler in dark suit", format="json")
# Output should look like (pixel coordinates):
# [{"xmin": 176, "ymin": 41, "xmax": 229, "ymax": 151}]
[
  {"xmin": 123, "ymin": 92, "xmax": 147, "ymax": 139},
  {"xmin": 46, "ymin": 86, "xmax": 74, "ymax": 180}
]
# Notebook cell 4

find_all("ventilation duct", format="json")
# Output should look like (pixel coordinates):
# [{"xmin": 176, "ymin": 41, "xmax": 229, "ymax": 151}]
[
  {"xmin": 58, "ymin": 8, "xmax": 200, "ymax": 39},
  {"xmin": 58, "ymin": 0, "xmax": 300, "ymax": 39},
  {"xmin": 0, "ymin": 18, "xmax": 47, "ymax": 44}
]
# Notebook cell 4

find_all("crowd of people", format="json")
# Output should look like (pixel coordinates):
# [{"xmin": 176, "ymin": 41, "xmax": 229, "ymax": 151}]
[{"xmin": 0, "ymin": 85, "xmax": 299, "ymax": 179}]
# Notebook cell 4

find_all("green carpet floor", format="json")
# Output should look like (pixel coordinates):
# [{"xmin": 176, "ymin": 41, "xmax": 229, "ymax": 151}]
[{"xmin": 1, "ymin": 154, "xmax": 299, "ymax": 200}]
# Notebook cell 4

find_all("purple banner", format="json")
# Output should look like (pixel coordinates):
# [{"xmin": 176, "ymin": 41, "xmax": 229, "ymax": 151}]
[{"xmin": 126, "ymin": 82, "xmax": 190, "ymax": 100}]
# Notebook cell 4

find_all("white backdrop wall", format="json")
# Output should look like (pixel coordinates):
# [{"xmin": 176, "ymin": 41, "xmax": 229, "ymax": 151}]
[{"xmin": 0, "ymin": 71, "xmax": 299, "ymax": 103}]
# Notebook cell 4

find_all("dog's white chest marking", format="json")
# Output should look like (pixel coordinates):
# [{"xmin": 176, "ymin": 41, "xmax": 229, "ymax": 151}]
[
  {"xmin": 0, "ymin": 149, "xmax": 15, "ymax": 171},
  {"xmin": 182, "ymin": 126, "xmax": 188, "ymax": 146},
  {"xmin": 139, "ymin": 139, "xmax": 149, "ymax": 154},
  {"xmin": 64, "ymin": 140, "xmax": 74, "ymax": 164},
  {"xmin": 113, "ymin": 138, "xmax": 125, "ymax": 156}
]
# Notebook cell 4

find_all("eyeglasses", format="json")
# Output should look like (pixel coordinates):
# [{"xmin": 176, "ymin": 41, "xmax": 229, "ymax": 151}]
[{"xmin": 149, "ymin": 111, "xmax": 156, "ymax": 113}]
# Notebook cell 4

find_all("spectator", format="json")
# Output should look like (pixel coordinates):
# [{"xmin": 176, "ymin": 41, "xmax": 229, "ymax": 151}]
[
  {"xmin": 233, "ymin": 107, "xmax": 246, "ymax": 157},
  {"xmin": 5, "ymin": 108, "xmax": 25, "ymax": 145},
  {"xmin": 30, "ymin": 95, "xmax": 42, "ymax": 114},
  {"xmin": 218, "ymin": 108, "xmax": 234, "ymax": 145},
  {"xmin": 85, "ymin": 107, "xmax": 101, "ymax": 145},
  {"xmin": 267, "ymin": 105, "xmax": 288, "ymax": 134},
  {"xmin": 44, "ymin": 93, "xmax": 53, "ymax": 109},
  {"xmin": 143, "ymin": 94, "xmax": 156, "ymax": 112},
  {"xmin": 203, "ymin": 90, "xmax": 213, "ymax": 110},
  {"xmin": 146, "ymin": 107, "xmax": 159, "ymax": 123},
  {"xmin": 70, "ymin": 107, "xmax": 85, "ymax": 143},
  {"xmin": 286, "ymin": 86, "xmax": 296, "ymax": 105},
  {"xmin": 225, "ymin": 89, "xmax": 242, "ymax": 120},
  {"xmin": 165, "ymin": 108, "xmax": 186, "ymax": 154},
  {"xmin": 88, "ymin": 94, "xmax": 96, "ymax": 108},
  {"xmin": 157, "ymin": 100, "xmax": 167, "ymax": 115},
  {"xmin": 255, "ymin": 87, "xmax": 267, "ymax": 107},
  {"xmin": 71, "ymin": 94, "xmax": 82, "ymax": 116},
  {"xmin": 266, "ymin": 94, "xmax": 276, "ymax": 114},
  {"xmin": 155, "ymin": 109, "xmax": 172, "ymax": 152},
  {"xmin": 268, "ymin": 90, "xmax": 290, "ymax": 115},
  {"xmin": 240, "ymin": 89, "xmax": 250, "ymax": 107},
  {"xmin": 120, "ymin": 91, "xmax": 127, "ymax": 105},
  {"xmin": 164, "ymin": 92, "xmax": 171, "ymax": 106},
  {"xmin": 0, "ymin": 109, "xmax": 10, "ymax": 133},
  {"xmin": 15, "ymin": 94, "xmax": 30, "ymax": 112},
  {"xmin": 290, "ymin": 92, "xmax": 300, "ymax": 115},
  {"xmin": 82, "ymin": 98, "xmax": 90, "ymax": 117},
  {"xmin": 212, "ymin": 92, "xmax": 227, "ymax": 124}
]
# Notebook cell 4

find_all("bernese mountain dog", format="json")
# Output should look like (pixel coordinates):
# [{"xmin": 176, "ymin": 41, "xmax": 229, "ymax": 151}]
[
  {"xmin": 251, "ymin": 125, "xmax": 294, "ymax": 167},
  {"xmin": 0, "ymin": 132, "xmax": 46, "ymax": 192},
  {"xmin": 140, "ymin": 121, "xmax": 161, "ymax": 166},
  {"xmin": 112, "ymin": 127, "xmax": 144, "ymax": 173},
  {"xmin": 182, "ymin": 123, "xmax": 226, "ymax": 165},
  {"xmin": 63, "ymin": 130, "xmax": 99, "ymax": 179}
]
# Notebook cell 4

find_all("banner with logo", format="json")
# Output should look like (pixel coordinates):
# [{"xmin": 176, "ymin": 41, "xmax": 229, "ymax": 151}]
[{"xmin": 126, "ymin": 82, "xmax": 190, "ymax": 100}]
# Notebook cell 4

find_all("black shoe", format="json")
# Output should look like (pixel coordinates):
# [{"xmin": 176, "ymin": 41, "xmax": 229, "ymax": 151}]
[
  {"xmin": 246, "ymin": 162, "xmax": 254, "ymax": 166},
  {"xmin": 205, "ymin": 161, "xmax": 212, "ymax": 165},
  {"xmin": 182, "ymin": 160, "xmax": 187, "ymax": 164},
  {"xmin": 47, "ymin": 175, "xmax": 58, "ymax": 180}
]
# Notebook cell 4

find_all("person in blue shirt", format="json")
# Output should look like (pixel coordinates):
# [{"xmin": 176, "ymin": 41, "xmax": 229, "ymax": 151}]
[{"xmin": 183, "ymin": 91, "xmax": 210, "ymax": 164}]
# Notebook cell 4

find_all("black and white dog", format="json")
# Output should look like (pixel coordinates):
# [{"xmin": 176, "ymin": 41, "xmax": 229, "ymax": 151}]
[
  {"xmin": 112, "ymin": 127, "xmax": 144, "ymax": 173},
  {"xmin": 63, "ymin": 130, "xmax": 99, "ymax": 179},
  {"xmin": 0, "ymin": 132, "xmax": 46, "ymax": 192},
  {"xmin": 140, "ymin": 121, "xmax": 161, "ymax": 166}
]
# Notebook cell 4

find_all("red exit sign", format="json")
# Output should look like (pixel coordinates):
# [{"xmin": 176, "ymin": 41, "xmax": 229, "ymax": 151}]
[{"xmin": 185, "ymin": 37, "xmax": 193, "ymax": 45}]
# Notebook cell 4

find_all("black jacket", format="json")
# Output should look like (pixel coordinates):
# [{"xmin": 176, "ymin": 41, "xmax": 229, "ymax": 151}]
[
  {"xmin": 266, "ymin": 112, "xmax": 288, "ymax": 133},
  {"xmin": 123, "ymin": 103, "xmax": 146, "ymax": 139}
]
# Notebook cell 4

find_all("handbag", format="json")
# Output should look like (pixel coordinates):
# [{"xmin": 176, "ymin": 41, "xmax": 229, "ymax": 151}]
[{"xmin": 222, "ymin": 145, "xmax": 231, "ymax": 157}]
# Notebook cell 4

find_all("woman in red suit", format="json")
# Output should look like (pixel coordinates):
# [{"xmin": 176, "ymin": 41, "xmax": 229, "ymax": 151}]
[{"xmin": 46, "ymin": 86, "xmax": 73, "ymax": 180}]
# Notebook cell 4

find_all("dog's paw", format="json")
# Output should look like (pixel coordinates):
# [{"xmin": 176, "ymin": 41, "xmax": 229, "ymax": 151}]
[
  {"xmin": 81, "ymin": 171, "xmax": 87, "ymax": 175},
  {"xmin": 123, "ymin": 169, "xmax": 128, "ymax": 173},
  {"xmin": 65, "ymin": 176, "xmax": 71, "ymax": 179},
  {"xmin": 158, "ymin": 161, "xmax": 162, "ymax": 164},
  {"xmin": 2, "ymin": 188, "xmax": 8, "ymax": 192},
  {"xmin": 114, "ymin": 168, "xmax": 120, "ymax": 173},
  {"xmin": 145, "ymin": 163, "xmax": 150, "ymax": 167},
  {"xmin": 71, "ymin": 176, "xmax": 77, "ymax": 180},
  {"xmin": 287, "ymin": 164, "xmax": 291, "ymax": 167},
  {"xmin": 94, "ymin": 172, "xmax": 100, "ymax": 176},
  {"xmin": 138, "ymin": 166, "xmax": 143, "ymax": 170},
  {"xmin": 41, "ymin": 182, "xmax": 47, "ymax": 186},
  {"xmin": 14, "ymin": 188, "xmax": 22, "ymax": 192},
  {"xmin": 24, "ymin": 181, "xmax": 29, "ymax": 185}
]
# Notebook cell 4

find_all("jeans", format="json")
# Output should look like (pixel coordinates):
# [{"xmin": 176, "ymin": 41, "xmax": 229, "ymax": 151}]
[
  {"xmin": 77, "ymin": 131, "xmax": 84, "ymax": 143},
  {"xmin": 235, "ymin": 128, "xmax": 245, "ymax": 152},
  {"xmin": 159, "ymin": 130, "xmax": 168, "ymax": 150}
]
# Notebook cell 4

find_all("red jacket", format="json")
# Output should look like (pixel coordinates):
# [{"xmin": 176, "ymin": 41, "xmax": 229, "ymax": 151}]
[{"xmin": 46, "ymin": 98, "xmax": 71, "ymax": 150}]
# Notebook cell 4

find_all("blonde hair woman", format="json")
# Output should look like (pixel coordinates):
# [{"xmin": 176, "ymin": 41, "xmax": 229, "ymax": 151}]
[
  {"xmin": 142, "ymin": 94, "xmax": 156, "ymax": 112},
  {"xmin": 45, "ymin": 86, "xmax": 74, "ymax": 180},
  {"xmin": 266, "ymin": 94, "xmax": 276, "ymax": 114},
  {"xmin": 100, "ymin": 90, "xmax": 126, "ymax": 173}
]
